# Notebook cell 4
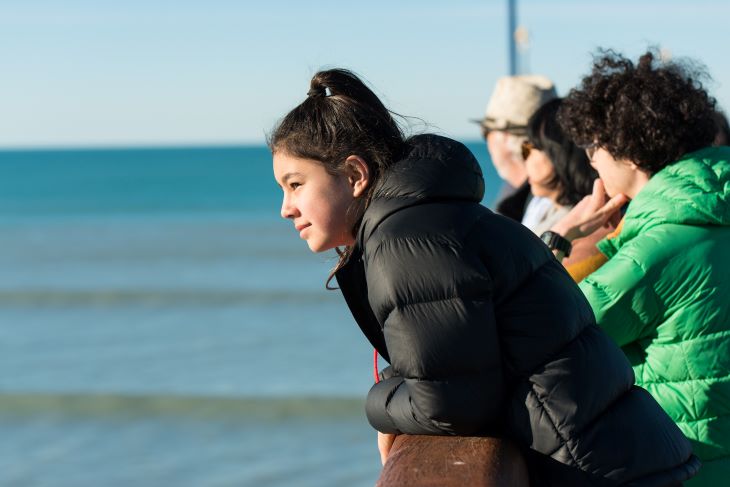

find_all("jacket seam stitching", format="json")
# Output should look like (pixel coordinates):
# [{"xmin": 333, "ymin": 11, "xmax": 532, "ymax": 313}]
[
  {"xmin": 369, "ymin": 233, "xmax": 464, "ymax": 260},
  {"xmin": 641, "ymin": 371, "xmax": 730, "ymax": 385},
  {"xmin": 389, "ymin": 295, "xmax": 490, "ymax": 311},
  {"xmin": 674, "ymin": 412, "xmax": 730, "ymax": 424},
  {"xmin": 653, "ymin": 328, "xmax": 730, "ymax": 344}
]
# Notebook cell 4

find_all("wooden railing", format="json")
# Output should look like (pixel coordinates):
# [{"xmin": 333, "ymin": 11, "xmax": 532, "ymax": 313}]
[{"xmin": 376, "ymin": 435, "xmax": 530, "ymax": 487}]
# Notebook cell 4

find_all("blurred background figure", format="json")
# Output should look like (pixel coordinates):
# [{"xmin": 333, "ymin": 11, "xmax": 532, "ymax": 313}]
[
  {"xmin": 474, "ymin": 75, "xmax": 556, "ymax": 227},
  {"xmin": 523, "ymin": 97, "xmax": 615, "ymax": 272},
  {"xmin": 523, "ymin": 97, "xmax": 597, "ymax": 237}
]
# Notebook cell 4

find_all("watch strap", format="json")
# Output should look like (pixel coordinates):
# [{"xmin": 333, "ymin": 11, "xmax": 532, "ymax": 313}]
[{"xmin": 540, "ymin": 230, "xmax": 572, "ymax": 257}]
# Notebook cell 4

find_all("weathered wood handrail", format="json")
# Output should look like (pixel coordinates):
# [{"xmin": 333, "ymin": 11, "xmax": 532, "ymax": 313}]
[{"xmin": 376, "ymin": 435, "xmax": 530, "ymax": 487}]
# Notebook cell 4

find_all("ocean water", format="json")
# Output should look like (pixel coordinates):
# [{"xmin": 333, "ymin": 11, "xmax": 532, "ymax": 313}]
[{"xmin": 0, "ymin": 142, "xmax": 500, "ymax": 487}]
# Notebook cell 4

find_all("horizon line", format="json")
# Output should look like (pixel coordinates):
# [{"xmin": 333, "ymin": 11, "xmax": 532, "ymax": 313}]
[
  {"xmin": 0, "ymin": 140, "xmax": 266, "ymax": 152},
  {"xmin": 0, "ymin": 135, "xmax": 484, "ymax": 152}
]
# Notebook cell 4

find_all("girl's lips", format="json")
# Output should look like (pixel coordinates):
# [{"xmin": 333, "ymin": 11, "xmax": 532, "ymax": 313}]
[{"xmin": 295, "ymin": 223, "xmax": 311, "ymax": 232}]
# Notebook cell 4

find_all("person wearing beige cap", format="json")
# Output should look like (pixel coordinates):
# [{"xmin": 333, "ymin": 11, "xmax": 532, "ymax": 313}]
[{"xmin": 474, "ymin": 75, "xmax": 557, "ymax": 227}]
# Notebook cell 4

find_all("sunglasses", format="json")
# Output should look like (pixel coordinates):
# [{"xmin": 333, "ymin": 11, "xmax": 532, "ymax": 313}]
[
  {"xmin": 479, "ymin": 123, "xmax": 528, "ymax": 140},
  {"xmin": 521, "ymin": 141, "xmax": 535, "ymax": 160}
]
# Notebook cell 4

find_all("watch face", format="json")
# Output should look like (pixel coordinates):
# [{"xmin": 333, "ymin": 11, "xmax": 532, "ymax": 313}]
[{"xmin": 540, "ymin": 231, "xmax": 552, "ymax": 242}]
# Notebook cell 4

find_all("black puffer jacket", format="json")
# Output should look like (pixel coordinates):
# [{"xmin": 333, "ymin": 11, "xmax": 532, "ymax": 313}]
[{"xmin": 335, "ymin": 135, "xmax": 700, "ymax": 486}]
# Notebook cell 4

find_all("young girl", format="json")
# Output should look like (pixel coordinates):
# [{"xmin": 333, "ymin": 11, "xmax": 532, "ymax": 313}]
[{"xmin": 270, "ymin": 68, "xmax": 699, "ymax": 486}]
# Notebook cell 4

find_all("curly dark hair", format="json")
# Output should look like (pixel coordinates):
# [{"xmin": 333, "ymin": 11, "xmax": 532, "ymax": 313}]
[
  {"xmin": 714, "ymin": 110, "xmax": 730, "ymax": 146},
  {"xmin": 527, "ymin": 98, "xmax": 597, "ymax": 206},
  {"xmin": 558, "ymin": 49, "xmax": 718, "ymax": 174}
]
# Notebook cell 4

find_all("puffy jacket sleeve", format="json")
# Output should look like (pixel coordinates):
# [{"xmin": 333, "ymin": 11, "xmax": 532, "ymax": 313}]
[
  {"xmin": 578, "ymin": 236, "xmax": 662, "ymax": 347},
  {"xmin": 363, "ymin": 234, "xmax": 503, "ymax": 435}
]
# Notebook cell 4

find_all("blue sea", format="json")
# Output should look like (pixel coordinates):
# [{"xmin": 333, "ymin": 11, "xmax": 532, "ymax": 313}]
[{"xmin": 0, "ymin": 142, "xmax": 500, "ymax": 487}]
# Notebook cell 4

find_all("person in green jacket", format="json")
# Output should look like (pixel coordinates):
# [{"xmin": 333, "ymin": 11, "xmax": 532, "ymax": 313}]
[{"xmin": 545, "ymin": 49, "xmax": 730, "ymax": 485}]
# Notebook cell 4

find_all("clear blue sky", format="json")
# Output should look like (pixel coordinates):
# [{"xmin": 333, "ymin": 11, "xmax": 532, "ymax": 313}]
[{"xmin": 2, "ymin": 0, "xmax": 729, "ymax": 148}]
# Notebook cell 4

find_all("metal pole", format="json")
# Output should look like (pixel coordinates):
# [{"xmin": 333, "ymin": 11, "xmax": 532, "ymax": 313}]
[{"xmin": 507, "ymin": 0, "xmax": 517, "ymax": 75}]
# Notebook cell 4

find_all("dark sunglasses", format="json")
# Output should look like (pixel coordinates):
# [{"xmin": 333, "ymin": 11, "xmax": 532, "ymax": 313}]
[
  {"xmin": 521, "ymin": 141, "xmax": 535, "ymax": 160},
  {"xmin": 479, "ymin": 123, "xmax": 528, "ymax": 140}
]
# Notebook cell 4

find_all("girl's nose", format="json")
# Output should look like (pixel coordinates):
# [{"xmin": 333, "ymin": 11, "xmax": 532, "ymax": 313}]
[{"xmin": 280, "ymin": 194, "xmax": 298, "ymax": 219}]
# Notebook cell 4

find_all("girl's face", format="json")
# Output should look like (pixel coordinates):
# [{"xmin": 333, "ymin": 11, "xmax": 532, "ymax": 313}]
[
  {"xmin": 273, "ymin": 152, "xmax": 361, "ymax": 253},
  {"xmin": 588, "ymin": 148, "xmax": 648, "ymax": 199},
  {"xmin": 525, "ymin": 148, "xmax": 560, "ymax": 201}
]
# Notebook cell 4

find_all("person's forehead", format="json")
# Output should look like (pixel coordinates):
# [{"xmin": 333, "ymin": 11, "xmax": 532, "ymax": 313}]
[{"xmin": 274, "ymin": 152, "xmax": 320, "ymax": 169}]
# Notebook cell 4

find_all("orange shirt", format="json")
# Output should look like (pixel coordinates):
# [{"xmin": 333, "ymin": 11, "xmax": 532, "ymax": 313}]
[{"xmin": 565, "ymin": 219, "xmax": 624, "ymax": 282}]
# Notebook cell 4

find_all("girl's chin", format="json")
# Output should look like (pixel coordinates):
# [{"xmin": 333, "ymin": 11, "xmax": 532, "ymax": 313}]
[
  {"xmin": 307, "ymin": 240, "xmax": 334, "ymax": 253},
  {"xmin": 306, "ymin": 242, "xmax": 326, "ymax": 253},
  {"xmin": 307, "ymin": 240, "xmax": 355, "ymax": 254}
]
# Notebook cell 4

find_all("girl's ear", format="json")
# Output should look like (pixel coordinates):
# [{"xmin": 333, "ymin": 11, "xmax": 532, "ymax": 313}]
[{"xmin": 344, "ymin": 155, "xmax": 371, "ymax": 197}]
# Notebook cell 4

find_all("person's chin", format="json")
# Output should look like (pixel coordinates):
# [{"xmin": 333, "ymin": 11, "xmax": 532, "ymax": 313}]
[
  {"xmin": 307, "ymin": 240, "xmax": 329, "ymax": 253},
  {"xmin": 529, "ymin": 186, "xmax": 549, "ymax": 199},
  {"xmin": 307, "ymin": 235, "xmax": 353, "ymax": 253},
  {"xmin": 603, "ymin": 187, "xmax": 617, "ymax": 198}
]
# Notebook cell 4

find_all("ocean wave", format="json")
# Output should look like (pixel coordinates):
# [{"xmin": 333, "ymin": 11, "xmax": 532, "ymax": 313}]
[
  {"xmin": 0, "ymin": 288, "xmax": 340, "ymax": 306},
  {"xmin": 0, "ymin": 392, "xmax": 364, "ymax": 419}
]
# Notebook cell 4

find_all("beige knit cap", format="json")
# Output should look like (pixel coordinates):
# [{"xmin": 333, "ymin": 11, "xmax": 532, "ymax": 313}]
[{"xmin": 476, "ymin": 75, "xmax": 557, "ymax": 134}]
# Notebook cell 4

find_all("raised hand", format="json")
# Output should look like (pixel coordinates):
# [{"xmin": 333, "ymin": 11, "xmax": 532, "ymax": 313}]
[{"xmin": 551, "ymin": 179, "xmax": 629, "ymax": 242}]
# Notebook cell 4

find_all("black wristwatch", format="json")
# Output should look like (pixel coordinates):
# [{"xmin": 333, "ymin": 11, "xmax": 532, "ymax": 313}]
[{"xmin": 540, "ymin": 231, "xmax": 572, "ymax": 257}]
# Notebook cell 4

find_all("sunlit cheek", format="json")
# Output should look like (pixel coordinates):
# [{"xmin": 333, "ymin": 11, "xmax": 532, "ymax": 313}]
[
  {"xmin": 322, "ymin": 202, "xmax": 355, "ymax": 249},
  {"xmin": 528, "ymin": 162, "xmax": 552, "ymax": 185}
]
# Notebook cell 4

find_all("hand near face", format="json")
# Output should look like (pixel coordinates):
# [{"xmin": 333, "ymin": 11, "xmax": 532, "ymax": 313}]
[
  {"xmin": 551, "ymin": 179, "xmax": 629, "ymax": 242},
  {"xmin": 378, "ymin": 432, "xmax": 397, "ymax": 466}
]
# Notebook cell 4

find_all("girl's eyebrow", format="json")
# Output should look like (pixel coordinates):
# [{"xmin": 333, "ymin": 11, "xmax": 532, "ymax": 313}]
[{"xmin": 281, "ymin": 172, "xmax": 303, "ymax": 183}]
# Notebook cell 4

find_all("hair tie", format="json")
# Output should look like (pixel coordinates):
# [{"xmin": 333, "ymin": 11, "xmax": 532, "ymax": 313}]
[{"xmin": 307, "ymin": 86, "xmax": 329, "ymax": 98}]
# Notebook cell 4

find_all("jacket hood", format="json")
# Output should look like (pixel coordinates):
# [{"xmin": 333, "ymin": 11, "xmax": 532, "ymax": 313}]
[
  {"xmin": 357, "ymin": 134, "xmax": 484, "ymax": 243},
  {"xmin": 599, "ymin": 145, "xmax": 730, "ymax": 257}
]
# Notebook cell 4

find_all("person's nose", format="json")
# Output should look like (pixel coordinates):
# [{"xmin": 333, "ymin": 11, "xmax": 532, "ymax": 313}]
[{"xmin": 280, "ymin": 193, "xmax": 298, "ymax": 219}]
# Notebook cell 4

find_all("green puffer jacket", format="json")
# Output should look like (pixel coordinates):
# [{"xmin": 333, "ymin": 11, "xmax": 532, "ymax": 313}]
[{"xmin": 579, "ymin": 146, "xmax": 730, "ymax": 485}]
